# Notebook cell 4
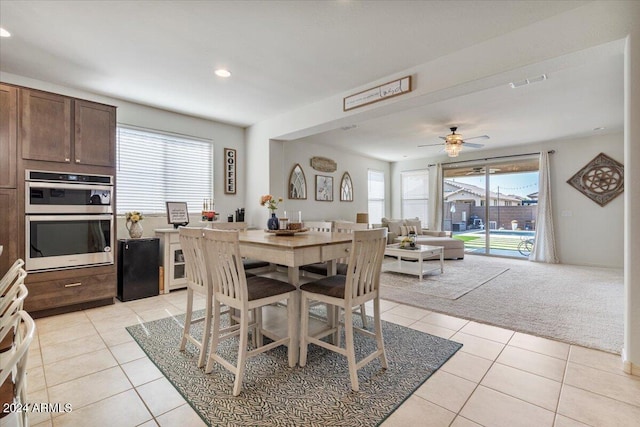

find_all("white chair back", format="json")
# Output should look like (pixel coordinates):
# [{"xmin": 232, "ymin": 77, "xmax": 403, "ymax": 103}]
[
  {"xmin": 210, "ymin": 222, "xmax": 248, "ymax": 231},
  {"xmin": 333, "ymin": 221, "xmax": 368, "ymax": 264},
  {"xmin": 178, "ymin": 227, "xmax": 208, "ymax": 294},
  {"xmin": 1, "ymin": 270, "xmax": 28, "ymax": 318},
  {"xmin": 333, "ymin": 221, "xmax": 368, "ymax": 233},
  {"xmin": 1, "ymin": 259, "xmax": 25, "ymax": 295},
  {"xmin": 305, "ymin": 221, "xmax": 332, "ymax": 232},
  {"xmin": 201, "ymin": 229, "xmax": 247, "ymax": 306},
  {"xmin": 344, "ymin": 228, "xmax": 387, "ymax": 303}
]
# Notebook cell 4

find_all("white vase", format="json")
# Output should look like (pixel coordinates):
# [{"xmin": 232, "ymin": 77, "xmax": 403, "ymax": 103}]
[{"xmin": 127, "ymin": 221, "xmax": 143, "ymax": 238}]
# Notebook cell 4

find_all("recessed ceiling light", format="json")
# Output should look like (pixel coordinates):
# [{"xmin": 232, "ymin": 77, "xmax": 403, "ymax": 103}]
[
  {"xmin": 0, "ymin": 28, "xmax": 11, "ymax": 38},
  {"xmin": 593, "ymin": 127, "xmax": 606, "ymax": 131},
  {"xmin": 214, "ymin": 69, "xmax": 231, "ymax": 78}
]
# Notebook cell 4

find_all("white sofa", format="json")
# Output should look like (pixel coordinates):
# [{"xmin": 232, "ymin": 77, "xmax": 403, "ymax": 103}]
[{"xmin": 378, "ymin": 218, "xmax": 465, "ymax": 260}]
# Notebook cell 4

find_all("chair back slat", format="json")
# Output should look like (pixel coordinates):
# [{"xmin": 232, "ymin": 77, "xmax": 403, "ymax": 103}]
[
  {"xmin": 345, "ymin": 229, "xmax": 387, "ymax": 301},
  {"xmin": 202, "ymin": 229, "xmax": 247, "ymax": 304},
  {"xmin": 304, "ymin": 221, "xmax": 332, "ymax": 232},
  {"xmin": 178, "ymin": 227, "xmax": 209, "ymax": 294}
]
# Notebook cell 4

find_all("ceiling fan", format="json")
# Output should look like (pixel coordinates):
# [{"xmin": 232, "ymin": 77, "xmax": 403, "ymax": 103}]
[{"xmin": 419, "ymin": 126, "xmax": 490, "ymax": 157}]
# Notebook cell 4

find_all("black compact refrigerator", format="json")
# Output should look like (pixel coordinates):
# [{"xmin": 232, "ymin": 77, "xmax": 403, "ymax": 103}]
[{"xmin": 117, "ymin": 238, "xmax": 160, "ymax": 302}]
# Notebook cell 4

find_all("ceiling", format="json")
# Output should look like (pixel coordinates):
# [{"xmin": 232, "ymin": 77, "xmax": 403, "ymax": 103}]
[{"xmin": 0, "ymin": 1, "xmax": 623, "ymax": 162}]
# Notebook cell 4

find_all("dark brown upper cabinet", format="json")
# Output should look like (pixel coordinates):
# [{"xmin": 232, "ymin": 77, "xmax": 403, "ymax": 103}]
[
  {"xmin": 74, "ymin": 100, "xmax": 116, "ymax": 167},
  {"xmin": 0, "ymin": 84, "xmax": 18, "ymax": 188},
  {"xmin": 20, "ymin": 88, "xmax": 72, "ymax": 163},
  {"xmin": 20, "ymin": 88, "xmax": 116, "ymax": 167}
]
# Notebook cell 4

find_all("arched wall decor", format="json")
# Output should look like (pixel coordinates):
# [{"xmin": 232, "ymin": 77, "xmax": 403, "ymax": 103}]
[
  {"xmin": 340, "ymin": 171, "xmax": 353, "ymax": 202},
  {"xmin": 288, "ymin": 163, "xmax": 307, "ymax": 199}
]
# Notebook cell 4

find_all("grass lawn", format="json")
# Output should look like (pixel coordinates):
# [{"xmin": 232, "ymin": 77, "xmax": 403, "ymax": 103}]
[{"xmin": 453, "ymin": 235, "xmax": 481, "ymax": 242}]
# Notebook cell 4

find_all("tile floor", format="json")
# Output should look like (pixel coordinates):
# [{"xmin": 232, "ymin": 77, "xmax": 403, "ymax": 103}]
[{"xmin": 22, "ymin": 291, "xmax": 640, "ymax": 427}]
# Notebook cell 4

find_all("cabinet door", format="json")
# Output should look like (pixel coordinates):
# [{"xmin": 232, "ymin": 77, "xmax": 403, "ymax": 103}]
[
  {"xmin": 20, "ymin": 89, "xmax": 72, "ymax": 163},
  {"xmin": 0, "ymin": 189, "xmax": 18, "ymax": 277},
  {"xmin": 0, "ymin": 84, "xmax": 17, "ymax": 188},
  {"xmin": 74, "ymin": 100, "xmax": 116, "ymax": 167}
]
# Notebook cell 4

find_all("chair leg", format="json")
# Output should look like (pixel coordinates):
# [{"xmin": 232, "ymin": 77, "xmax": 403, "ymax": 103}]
[
  {"xmin": 205, "ymin": 302, "xmax": 222, "ymax": 374},
  {"xmin": 233, "ymin": 309, "xmax": 250, "ymax": 396},
  {"xmin": 287, "ymin": 292, "xmax": 297, "ymax": 368},
  {"xmin": 344, "ymin": 308, "xmax": 359, "ymax": 392},
  {"xmin": 374, "ymin": 298, "xmax": 388, "ymax": 369},
  {"xmin": 299, "ymin": 292, "xmax": 310, "ymax": 367},
  {"xmin": 197, "ymin": 292, "xmax": 214, "ymax": 367},
  {"xmin": 359, "ymin": 303, "xmax": 368, "ymax": 328},
  {"xmin": 180, "ymin": 288, "xmax": 194, "ymax": 351},
  {"xmin": 255, "ymin": 307, "xmax": 263, "ymax": 348}
]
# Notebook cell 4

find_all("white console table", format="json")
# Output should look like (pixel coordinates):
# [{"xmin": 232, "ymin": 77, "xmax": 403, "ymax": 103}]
[{"xmin": 155, "ymin": 228, "xmax": 187, "ymax": 293}]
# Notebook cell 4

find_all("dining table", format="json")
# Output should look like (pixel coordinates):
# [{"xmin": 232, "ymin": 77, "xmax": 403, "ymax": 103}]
[
  {"xmin": 237, "ymin": 229, "xmax": 353, "ymax": 362},
  {"xmin": 238, "ymin": 229, "xmax": 353, "ymax": 286}
]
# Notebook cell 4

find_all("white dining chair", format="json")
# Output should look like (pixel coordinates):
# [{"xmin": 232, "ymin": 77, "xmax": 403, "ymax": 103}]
[
  {"xmin": 210, "ymin": 222, "xmax": 271, "ymax": 273},
  {"xmin": 0, "ymin": 310, "xmax": 35, "ymax": 427},
  {"xmin": 299, "ymin": 228, "xmax": 388, "ymax": 392},
  {"xmin": 178, "ymin": 227, "xmax": 215, "ymax": 368},
  {"xmin": 202, "ymin": 229, "xmax": 297, "ymax": 396},
  {"xmin": 301, "ymin": 221, "xmax": 369, "ymax": 327}
]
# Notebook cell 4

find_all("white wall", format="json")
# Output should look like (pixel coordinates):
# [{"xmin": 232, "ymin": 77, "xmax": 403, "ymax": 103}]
[
  {"xmin": 267, "ymin": 139, "xmax": 390, "ymax": 224},
  {"xmin": 0, "ymin": 72, "xmax": 247, "ymax": 238},
  {"xmin": 392, "ymin": 132, "xmax": 624, "ymax": 268}
]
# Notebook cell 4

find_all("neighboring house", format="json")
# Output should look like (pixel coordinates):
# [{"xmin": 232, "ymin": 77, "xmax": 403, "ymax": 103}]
[{"xmin": 444, "ymin": 180, "xmax": 522, "ymax": 207}]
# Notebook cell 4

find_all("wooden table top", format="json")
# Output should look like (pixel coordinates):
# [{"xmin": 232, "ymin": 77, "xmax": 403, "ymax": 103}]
[{"xmin": 238, "ymin": 229, "xmax": 352, "ymax": 248}]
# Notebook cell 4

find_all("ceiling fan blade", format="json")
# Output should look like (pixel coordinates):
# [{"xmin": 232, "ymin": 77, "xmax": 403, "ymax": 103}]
[
  {"xmin": 438, "ymin": 136, "xmax": 447, "ymax": 140},
  {"xmin": 464, "ymin": 135, "xmax": 490, "ymax": 141},
  {"xmin": 464, "ymin": 142, "xmax": 484, "ymax": 148},
  {"xmin": 417, "ymin": 143, "xmax": 444, "ymax": 147}
]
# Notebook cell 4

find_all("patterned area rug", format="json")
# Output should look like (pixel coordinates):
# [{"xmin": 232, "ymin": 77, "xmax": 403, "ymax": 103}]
[
  {"xmin": 381, "ymin": 258, "xmax": 509, "ymax": 299},
  {"xmin": 126, "ymin": 310, "xmax": 462, "ymax": 427}
]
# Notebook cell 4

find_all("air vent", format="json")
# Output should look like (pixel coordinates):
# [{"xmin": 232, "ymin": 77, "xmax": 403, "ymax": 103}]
[{"xmin": 509, "ymin": 74, "xmax": 547, "ymax": 89}]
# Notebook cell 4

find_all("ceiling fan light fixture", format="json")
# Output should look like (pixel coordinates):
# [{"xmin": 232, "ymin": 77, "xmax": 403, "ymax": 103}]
[{"xmin": 445, "ymin": 143, "xmax": 462, "ymax": 157}]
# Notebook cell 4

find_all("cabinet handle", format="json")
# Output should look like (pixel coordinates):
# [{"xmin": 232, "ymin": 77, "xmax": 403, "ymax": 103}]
[
  {"xmin": 64, "ymin": 282, "xmax": 82, "ymax": 288},
  {"xmin": 76, "ymin": 159, "xmax": 81, "ymax": 163},
  {"xmin": 64, "ymin": 158, "xmax": 70, "ymax": 162}
]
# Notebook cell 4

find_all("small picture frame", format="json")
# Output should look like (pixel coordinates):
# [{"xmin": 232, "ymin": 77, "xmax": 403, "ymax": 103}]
[
  {"xmin": 166, "ymin": 201, "xmax": 189, "ymax": 228},
  {"xmin": 315, "ymin": 175, "xmax": 333, "ymax": 201}
]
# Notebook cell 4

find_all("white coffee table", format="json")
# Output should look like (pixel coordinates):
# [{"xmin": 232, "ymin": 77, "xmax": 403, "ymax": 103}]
[{"xmin": 383, "ymin": 244, "xmax": 444, "ymax": 280}]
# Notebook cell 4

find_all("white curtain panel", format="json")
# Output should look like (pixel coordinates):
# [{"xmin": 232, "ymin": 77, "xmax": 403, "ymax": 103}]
[
  {"xmin": 530, "ymin": 151, "xmax": 559, "ymax": 263},
  {"xmin": 428, "ymin": 164, "xmax": 443, "ymax": 231}
]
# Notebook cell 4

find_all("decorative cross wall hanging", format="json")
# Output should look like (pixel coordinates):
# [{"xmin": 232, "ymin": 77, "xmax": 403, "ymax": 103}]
[{"xmin": 567, "ymin": 152, "xmax": 624, "ymax": 207}]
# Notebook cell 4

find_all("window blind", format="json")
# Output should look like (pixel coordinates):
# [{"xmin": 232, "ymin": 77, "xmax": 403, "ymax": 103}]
[
  {"xmin": 116, "ymin": 126, "xmax": 213, "ymax": 215},
  {"xmin": 368, "ymin": 170, "xmax": 385, "ymax": 224},
  {"xmin": 401, "ymin": 170, "xmax": 429, "ymax": 223}
]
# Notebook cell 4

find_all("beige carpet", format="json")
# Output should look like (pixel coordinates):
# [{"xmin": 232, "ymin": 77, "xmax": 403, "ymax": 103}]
[
  {"xmin": 381, "ymin": 258, "xmax": 508, "ymax": 299},
  {"xmin": 380, "ymin": 255, "xmax": 624, "ymax": 353}
]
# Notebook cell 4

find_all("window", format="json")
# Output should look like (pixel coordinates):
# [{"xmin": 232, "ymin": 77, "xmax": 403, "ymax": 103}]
[
  {"xmin": 367, "ymin": 170, "xmax": 385, "ymax": 224},
  {"xmin": 401, "ymin": 170, "xmax": 428, "ymax": 223},
  {"xmin": 116, "ymin": 126, "xmax": 213, "ymax": 215}
]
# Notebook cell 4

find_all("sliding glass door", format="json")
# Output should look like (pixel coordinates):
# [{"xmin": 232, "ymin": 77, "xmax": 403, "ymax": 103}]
[{"xmin": 442, "ymin": 157, "xmax": 539, "ymax": 258}]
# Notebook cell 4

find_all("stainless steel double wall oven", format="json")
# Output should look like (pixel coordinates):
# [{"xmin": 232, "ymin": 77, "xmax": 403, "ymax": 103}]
[{"xmin": 25, "ymin": 170, "xmax": 115, "ymax": 272}]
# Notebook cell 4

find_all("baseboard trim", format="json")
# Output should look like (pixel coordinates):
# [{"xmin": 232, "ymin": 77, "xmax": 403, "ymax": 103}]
[{"xmin": 621, "ymin": 350, "xmax": 640, "ymax": 377}]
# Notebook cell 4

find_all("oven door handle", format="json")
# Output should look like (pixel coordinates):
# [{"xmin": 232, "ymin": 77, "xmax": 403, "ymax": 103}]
[{"xmin": 27, "ymin": 182, "xmax": 113, "ymax": 192}]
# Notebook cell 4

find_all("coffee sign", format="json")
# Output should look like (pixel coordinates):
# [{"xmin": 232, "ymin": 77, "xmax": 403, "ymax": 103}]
[{"xmin": 224, "ymin": 148, "xmax": 236, "ymax": 194}]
